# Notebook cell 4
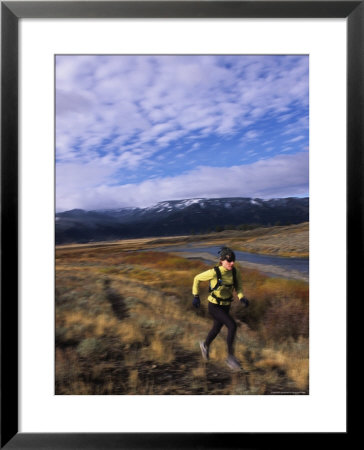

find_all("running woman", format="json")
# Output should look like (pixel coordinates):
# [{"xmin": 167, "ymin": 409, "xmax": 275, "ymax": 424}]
[{"xmin": 192, "ymin": 246, "xmax": 249, "ymax": 370}]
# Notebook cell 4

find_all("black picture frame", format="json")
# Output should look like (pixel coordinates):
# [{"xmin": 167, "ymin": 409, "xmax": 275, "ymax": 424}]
[{"xmin": 1, "ymin": 1, "xmax": 357, "ymax": 448}]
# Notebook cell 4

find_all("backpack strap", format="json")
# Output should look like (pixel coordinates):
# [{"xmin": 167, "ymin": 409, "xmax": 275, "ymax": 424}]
[
  {"xmin": 209, "ymin": 266, "xmax": 237, "ymax": 292},
  {"xmin": 209, "ymin": 266, "xmax": 222, "ymax": 292},
  {"xmin": 211, "ymin": 292, "xmax": 233, "ymax": 304}
]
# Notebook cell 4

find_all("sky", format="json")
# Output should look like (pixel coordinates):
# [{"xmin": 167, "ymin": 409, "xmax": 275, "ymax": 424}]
[{"xmin": 56, "ymin": 55, "xmax": 309, "ymax": 212}]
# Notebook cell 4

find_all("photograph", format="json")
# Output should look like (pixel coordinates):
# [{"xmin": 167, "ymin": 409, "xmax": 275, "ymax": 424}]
[
  {"xmin": 55, "ymin": 54, "xmax": 310, "ymax": 395},
  {"xmin": 1, "ymin": 0, "xmax": 355, "ymax": 446}
]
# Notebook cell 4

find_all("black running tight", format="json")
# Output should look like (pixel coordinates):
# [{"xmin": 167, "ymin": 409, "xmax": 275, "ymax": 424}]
[{"xmin": 205, "ymin": 302, "xmax": 237, "ymax": 355}]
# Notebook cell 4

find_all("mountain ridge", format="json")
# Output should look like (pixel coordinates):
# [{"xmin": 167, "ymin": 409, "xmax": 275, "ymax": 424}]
[{"xmin": 56, "ymin": 196, "xmax": 309, "ymax": 244}]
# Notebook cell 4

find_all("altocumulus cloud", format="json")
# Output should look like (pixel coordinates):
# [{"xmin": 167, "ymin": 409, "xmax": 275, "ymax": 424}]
[{"xmin": 56, "ymin": 55, "xmax": 309, "ymax": 211}]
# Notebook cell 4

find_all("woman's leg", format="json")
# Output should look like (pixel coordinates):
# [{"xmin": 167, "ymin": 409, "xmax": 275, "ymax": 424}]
[
  {"xmin": 205, "ymin": 316, "xmax": 224, "ymax": 347},
  {"xmin": 205, "ymin": 302, "xmax": 237, "ymax": 355}
]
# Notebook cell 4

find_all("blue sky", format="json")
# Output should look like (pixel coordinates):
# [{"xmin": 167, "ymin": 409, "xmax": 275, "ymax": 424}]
[{"xmin": 56, "ymin": 55, "xmax": 309, "ymax": 211}]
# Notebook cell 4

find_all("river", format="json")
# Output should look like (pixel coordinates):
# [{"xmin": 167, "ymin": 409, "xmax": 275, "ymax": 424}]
[{"xmin": 156, "ymin": 244, "xmax": 309, "ymax": 282}]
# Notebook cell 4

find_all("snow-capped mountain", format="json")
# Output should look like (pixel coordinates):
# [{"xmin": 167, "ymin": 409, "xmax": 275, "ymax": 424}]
[{"xmin": 56, "ymin": 197, "xmax": 309, "ymax": 244}]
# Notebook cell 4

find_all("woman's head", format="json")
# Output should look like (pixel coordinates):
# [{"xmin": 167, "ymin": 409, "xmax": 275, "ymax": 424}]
[{"xmin": 219, "ymin": 246, "xmax": 236, "ymax": 270}]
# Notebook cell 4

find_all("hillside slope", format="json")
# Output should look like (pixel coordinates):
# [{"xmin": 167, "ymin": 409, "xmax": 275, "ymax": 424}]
[
  {"xmin": 56, "ymin": 197, "xmax": 309, "ymax": 244},
  {"xmin": 56, "ymin": 245, "xmax": 309, "ymax": 395}
]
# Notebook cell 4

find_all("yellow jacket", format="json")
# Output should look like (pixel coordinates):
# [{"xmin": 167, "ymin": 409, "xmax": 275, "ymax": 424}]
[{"xmin": 192, "ymin": 265, "xmax": 244, "ymax": 305}]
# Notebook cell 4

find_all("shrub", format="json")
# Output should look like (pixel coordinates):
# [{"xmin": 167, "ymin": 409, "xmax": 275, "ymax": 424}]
[
  {"xmin": 77, "ymin": 338, "xmax": 104, "ymax": 358},
  {"xmin": 262, "ymin": 297, "xmax": 308, "ymax": 342},
  {"xmin": 233, "ymin": 295, "xmax": 270, "ymax": 330}
]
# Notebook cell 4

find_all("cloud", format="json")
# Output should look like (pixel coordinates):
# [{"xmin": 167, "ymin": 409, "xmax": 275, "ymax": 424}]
[
  {"xmin": 56, "ymin": 151, "xmax": 308, "ymax": 211},
  {"xmin": 56, "ymin": 55, "xmax": 309, "ymax": 169},
  {"xmin": 55, "ymin": 55, "xmax": 309, "ymax": 211},
  {"xmin": 243, "ymin": 130, "xmax": 260, "ymax": 141},
  {"xmin": 282, "ymin": 115, "xmax": 309, "ymax": 136},
  {"xmin": 288, "ymin": 135, "xmax": 305, "ymax": 143}
]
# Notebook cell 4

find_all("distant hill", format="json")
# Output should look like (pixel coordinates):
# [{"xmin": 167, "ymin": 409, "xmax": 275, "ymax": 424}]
[{"xmin": 55, "ymin": 197, "xmax": 309, "ymax": 244}]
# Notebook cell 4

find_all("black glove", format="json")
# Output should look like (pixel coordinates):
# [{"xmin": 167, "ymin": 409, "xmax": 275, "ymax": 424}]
[
  {"xmin": 192, "ymin": 295, "xmax": 201, "ymax": 308},
  {"xmin": 240, "ymin": 297, "xmax": 250, "ymax": 307}
]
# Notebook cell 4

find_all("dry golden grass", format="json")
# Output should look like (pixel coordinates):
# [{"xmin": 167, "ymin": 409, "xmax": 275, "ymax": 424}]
[
  {"xmin": 233, "ymin": 222, "xmax": 309, "ymax": 258},
  {"xmin": 56, "ymin": 222, "xmax": 309, "ymax": 258},
  {"xmin": 117, "ymin": 320, "xmax": 144, "ymax": 344},
  {"xmin": 148, "ymin": 337, "xmax": 175, "ymax": 363},
  {"xmin": 128, "ymin": 369, "xmax": 139, "ymax": 392},
  {"xmin": 55, "ymin": 235, "xmax": 309, "ymax": 395},
  {"xmin": 255, "ymin": 341, "xmax": 309, "ymax": 391}
]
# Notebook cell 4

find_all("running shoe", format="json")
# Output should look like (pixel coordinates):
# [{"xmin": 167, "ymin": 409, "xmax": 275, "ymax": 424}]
[
  {"xmin": 226, "ymin": 355, "xmax": 242, "ymax": 371},
  {"xmin": 199, "ymin": 341, "xmax": 209, "ymax": 361}
]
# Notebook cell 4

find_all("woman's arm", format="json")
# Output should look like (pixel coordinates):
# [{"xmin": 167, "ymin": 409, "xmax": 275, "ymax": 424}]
[
  {"xmin": 192, "ymin": 268, "xmax": 215, "ymax": 296},
  {"xmin": 235, "ymin": 268, "xmax": 245, "ymax": 300}
]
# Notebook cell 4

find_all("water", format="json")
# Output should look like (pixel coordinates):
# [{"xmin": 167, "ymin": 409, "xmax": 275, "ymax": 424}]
[{"xmin": 158, "ymin": 244, "xmax": 309, "ymax": 279}]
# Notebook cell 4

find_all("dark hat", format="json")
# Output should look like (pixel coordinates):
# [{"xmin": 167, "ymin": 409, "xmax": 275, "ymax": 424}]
[{"xmin": 218, "ymin": 246, "xmax": 236, "ymax": 262}]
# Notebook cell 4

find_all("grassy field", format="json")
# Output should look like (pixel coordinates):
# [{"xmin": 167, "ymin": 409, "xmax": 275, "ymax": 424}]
[
  {"xmin": 56, "ymin": 225, "xmax": 309, "ymax": 395},
  {"xmin": 57, "ymin": 222, "xmax": 309, "ymax": 258}
]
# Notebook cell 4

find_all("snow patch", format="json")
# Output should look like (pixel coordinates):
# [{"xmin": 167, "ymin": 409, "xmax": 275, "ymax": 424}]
[{"xmin": 250, "ymin": 199, "xmax": 262, "ymax": 206}]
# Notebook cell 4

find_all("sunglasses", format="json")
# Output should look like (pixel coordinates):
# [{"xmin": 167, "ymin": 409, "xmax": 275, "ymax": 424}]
[{"xmin": 224, "ymin": 257, "xmax": 235, "ymax": 263}]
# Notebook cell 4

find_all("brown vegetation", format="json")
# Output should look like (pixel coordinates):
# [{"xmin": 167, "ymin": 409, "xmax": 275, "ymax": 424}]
[
  {"xmin": 56, "ymin": 234, "xmax": 309, "ymax": 395},
  {"xmin": 57, "ymin": 222, "xmax": 309, "ymax": 258}
]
